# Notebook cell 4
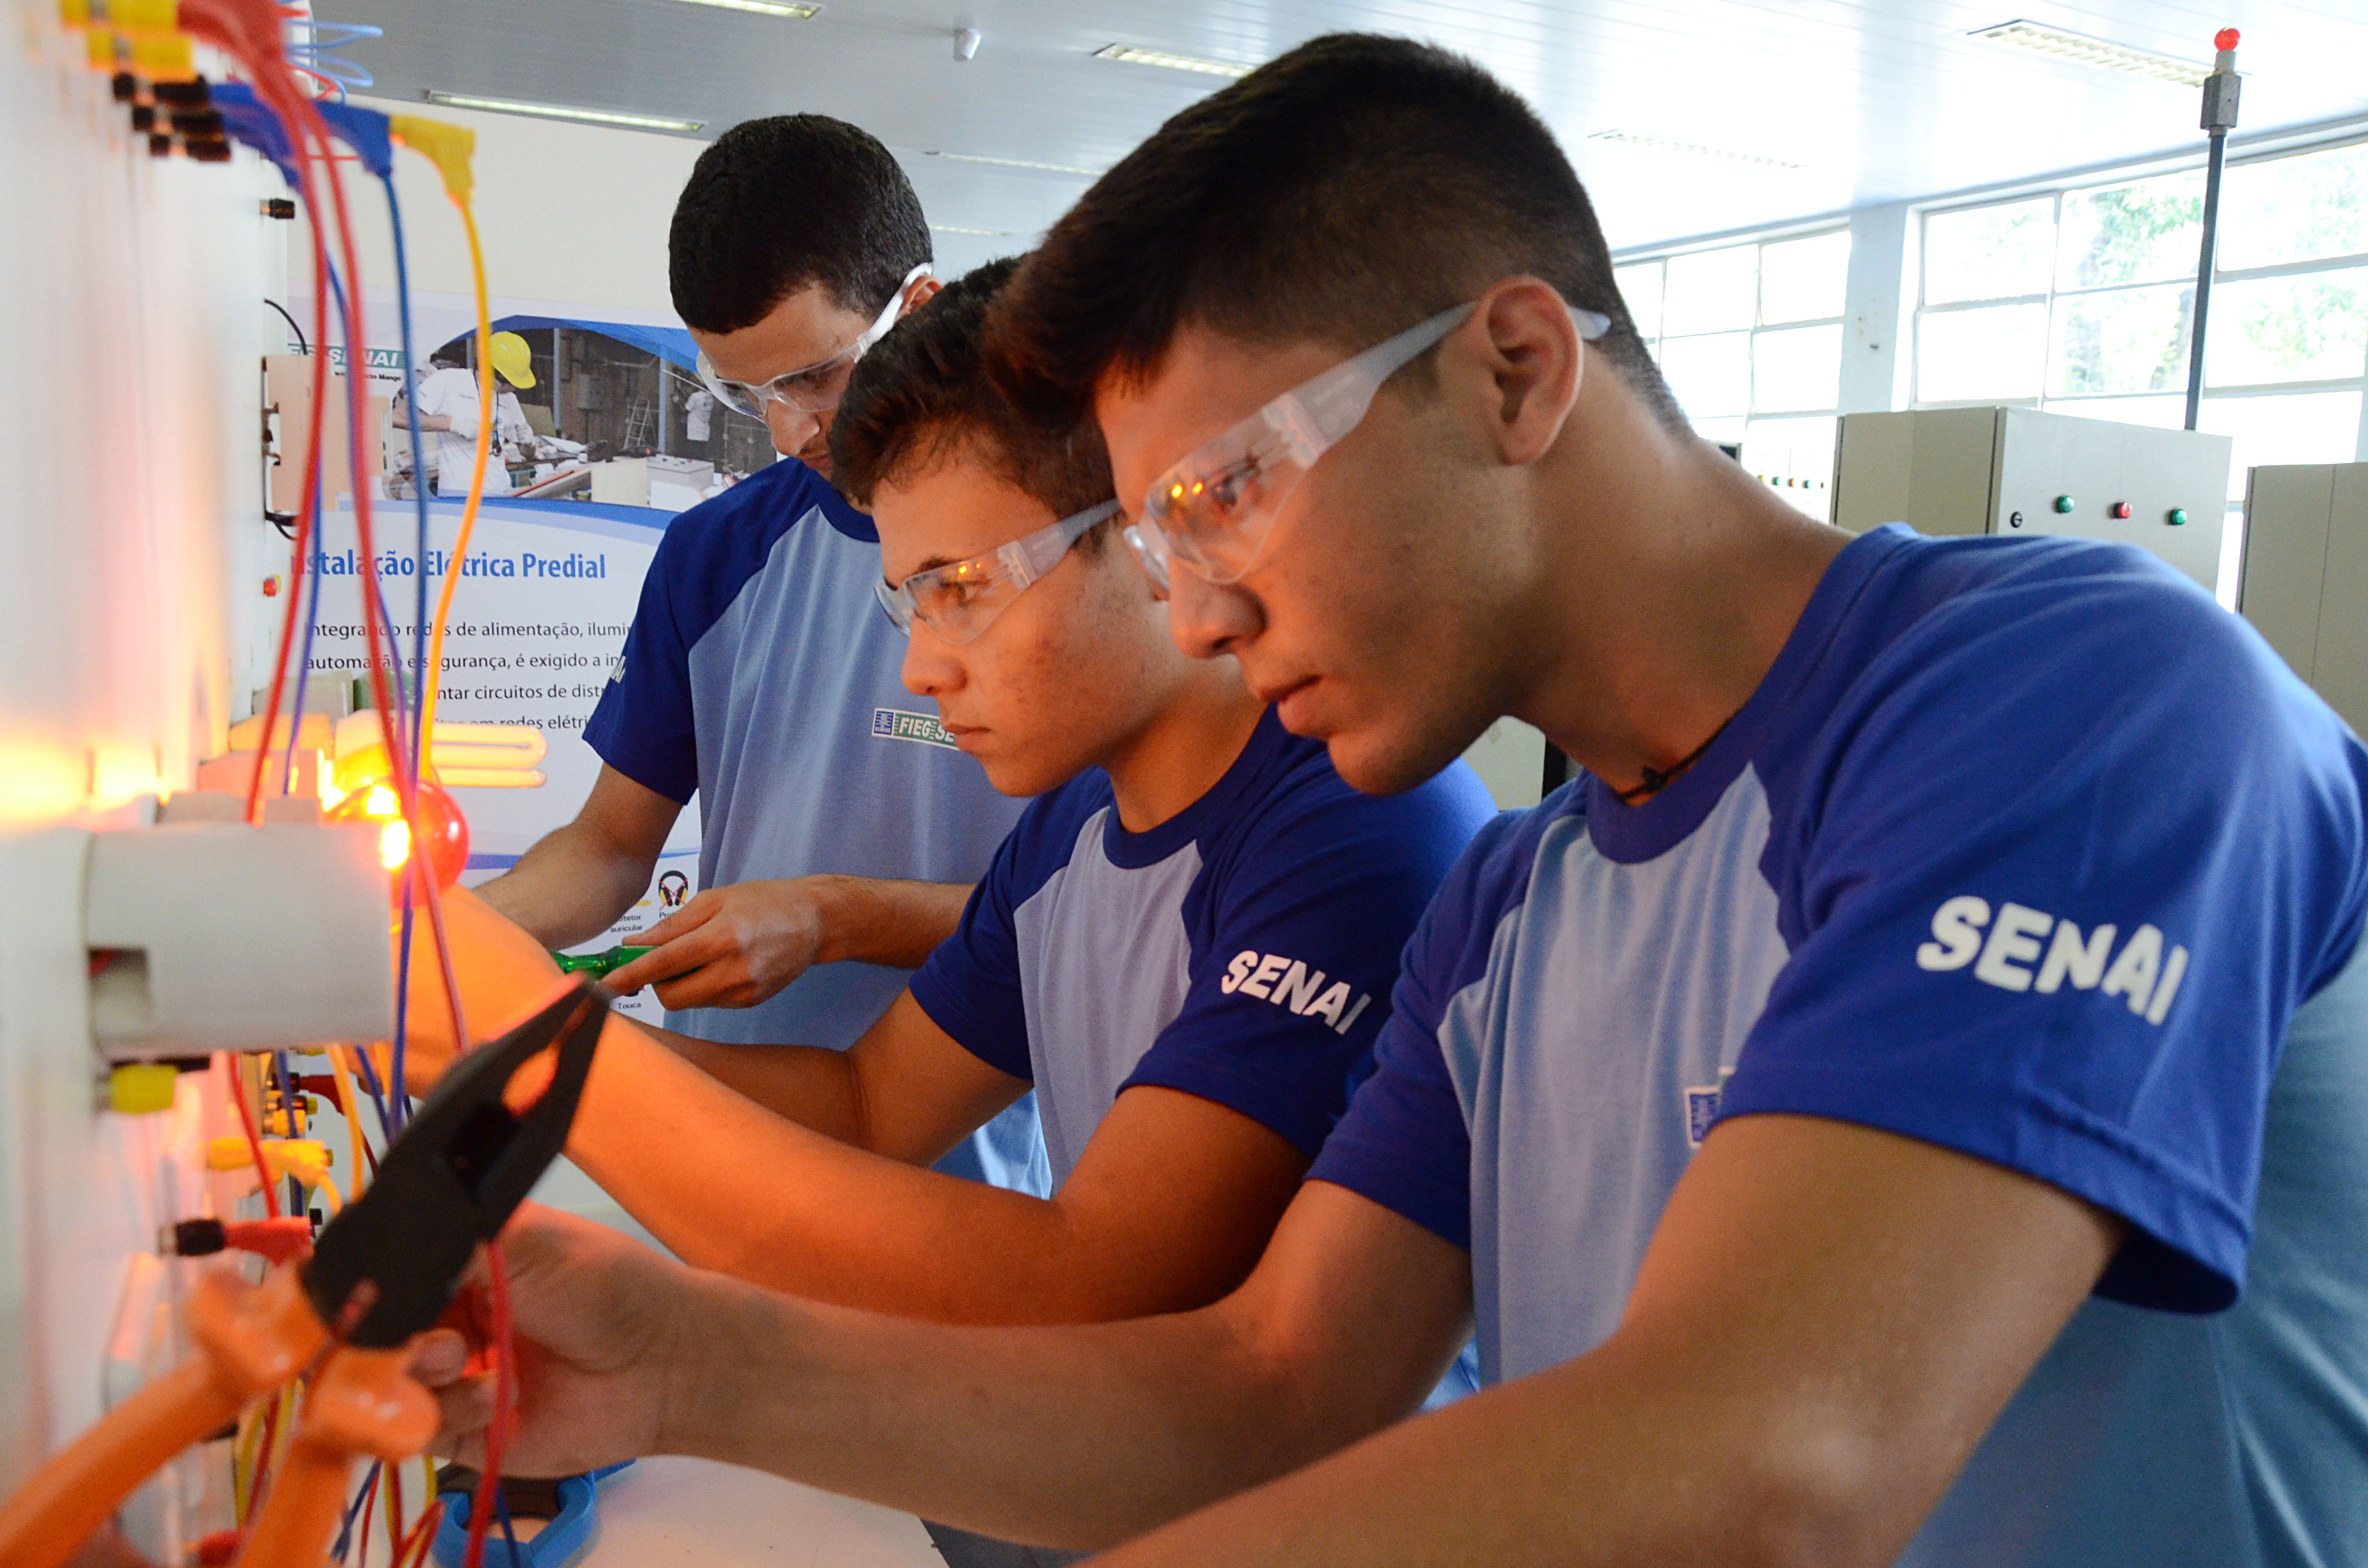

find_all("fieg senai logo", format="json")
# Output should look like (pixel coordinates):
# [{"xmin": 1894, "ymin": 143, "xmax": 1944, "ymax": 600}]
[
  {"xmin": 1220, "ymin": 951, "xmax": 1374, "ymax": 1035},
  {"xmin": 1916, "ymin": 896, "xmax": 2189, "ymax": 1025}
]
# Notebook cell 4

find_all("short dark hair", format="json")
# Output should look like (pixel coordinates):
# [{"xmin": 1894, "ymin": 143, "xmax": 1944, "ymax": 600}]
[
  {"xmin": 669, "ymin": 115, "xmax": 932, "ymax": 334},
  {"xmin": 831, "ymin": 256, "xmax": 1117, "ymax": 530},
  {"xmin": 991, "ymin": 33, "xmax": 1680, "ymax": 429}
]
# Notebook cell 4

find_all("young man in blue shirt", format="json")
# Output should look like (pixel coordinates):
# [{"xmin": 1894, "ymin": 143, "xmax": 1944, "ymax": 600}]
[
  {"xmin": 474, "ymin": 116, "xmax": 1039, "ymax": 1184},
  {"xmin": 407, "ymin": 259, "xmax": 1492, "ymax": 1337},
  {"xmin": 420, "ymin": 34, "xmax": 2368, "ymax": 1568}
]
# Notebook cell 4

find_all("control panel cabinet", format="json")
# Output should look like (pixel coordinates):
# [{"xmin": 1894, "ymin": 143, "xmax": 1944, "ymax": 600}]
[
  {"xmin": 2238, "ymin": 462, "xmax": 2368, "ymax": 735},
  {"xmin": 1832, "ymin": 407, "xmax": 2232, "ymax": 591}
]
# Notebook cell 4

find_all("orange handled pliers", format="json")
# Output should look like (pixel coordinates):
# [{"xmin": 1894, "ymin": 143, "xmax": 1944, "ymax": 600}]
[{"xmin": 0, "ymin": 979, "xmax": 609, "ymax": 1568}]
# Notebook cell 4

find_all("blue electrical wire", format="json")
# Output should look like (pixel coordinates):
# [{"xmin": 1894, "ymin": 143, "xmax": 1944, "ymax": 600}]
[
  {"xmin": 385, "ymin": 172, "xmax": 433, "ymax": 799},
  {"xmin": 286, "ymin": 19, "xmax": 381, "ymax": 95},
  {"xmin": 324, "ymin": 259, "xmax": 421, "ymax": 1132},
  {"xmin": 347, "ymin": 1036, "xmax": 396, "ymax": 1138},
  {"xmin": 384, "ymin": 172, "xmax": 434, "ymax": 1139},
  {"xmin": 272, "ymin": 1050, "xmax": 306, "ymax": 1213},
  {"xmin": 280, "ymin": 467, "xmax": 327, "ymax": 796},
  {"xmin": 329, "ymin": 1460, "xmax": 382, "ymax": 1564}
]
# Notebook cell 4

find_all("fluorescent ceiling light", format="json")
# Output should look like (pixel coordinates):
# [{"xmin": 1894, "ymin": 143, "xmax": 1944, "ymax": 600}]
[
  {"xmin": 1968, "ymin": 20, "xmax": 2208, "ymax": 86},
  {"xmin": 930, "ymin": 224, "xmax": 1015, "ymax": 237},
  {"xmin": 927, "ymin": 151, "xmax": 1103, "ymax": 177},
  {"xmin": 422, "ymin": 91, "xmax": 705, "ymax": 133},
  {"xmin": 1093, "ymin": 44, "xmax": 1253, "ymax": 78},
  {"xmin": 674, "ymin": 0, "xmax": 821, "ymax": 14},
  {"xmin": 1585, "ymin": 129, "xmax": 1807, "ymax": 172}
]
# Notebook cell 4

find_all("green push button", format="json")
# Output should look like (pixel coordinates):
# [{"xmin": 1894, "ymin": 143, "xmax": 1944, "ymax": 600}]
[
  {"xmin": 2053, "ymin": 494, "xmax": 2076, "ymax": 514},
  {"xmin": 2167, "ymin": 507, "xmax": 2189, "ymax": 527}
]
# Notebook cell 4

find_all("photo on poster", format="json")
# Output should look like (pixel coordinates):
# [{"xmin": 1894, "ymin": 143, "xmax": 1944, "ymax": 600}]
[{"xmin": 268, "ymin": 288, "xmax": 758, "ymax": 977}]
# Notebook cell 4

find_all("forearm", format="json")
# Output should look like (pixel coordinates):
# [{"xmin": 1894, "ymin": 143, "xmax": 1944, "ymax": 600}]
[
  {"xmin": 1096, "ymin": 1120, "xmax": 2122, "ymax": 1568},
  {"xmin": 808, "ymin": 876, "xmax": 972, "ymax": 969},
  {"xmin": 643, "ymin": 1024, "xmax": 867, "ymax": 1138},
  {"xmin": 570, "ymin": 1022, "xmax": 1103, "ymax": 1322},
  {"xmin": 661, "ymin": 1270, "xmax": 1326, "ymax": 1549},
  {"xmin": 1090, "ymin": 1344, "xmax": 1846, "ymax": 1568},
  {"xmin": 477, "ymin": 822, "xmax": 655, "ymax": 948}
]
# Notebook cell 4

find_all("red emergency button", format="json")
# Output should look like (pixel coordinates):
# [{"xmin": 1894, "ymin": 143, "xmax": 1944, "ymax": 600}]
[{"xmin": 2110, "ymin": 501, "xmax": 2133, "ymax": 519}]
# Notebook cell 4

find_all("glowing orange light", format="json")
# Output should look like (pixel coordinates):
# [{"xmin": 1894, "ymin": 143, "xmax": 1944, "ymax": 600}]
[
  {"xmin": 1169, "ymin": 483, "xmax": 1185, "ymax": 500},
  {"xmin": 327, "ymin": 772, "xmax": 470, "ymax": 904},
  {"xmin": 1190, "ymin": 480, "xmax": 1205, "ymax": 496}
]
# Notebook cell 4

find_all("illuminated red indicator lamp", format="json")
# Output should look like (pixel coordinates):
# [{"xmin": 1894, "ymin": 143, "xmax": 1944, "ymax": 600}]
[
  {"xmin": 2215, "ymin": 28, "xmax": 2240, "ymax": 50},
  {"xmin": 2112, "ymin": 501, "xmax": 2134, "ymax": 519},
  {"xmin": 327, "ymin": 773, "xmax": 470, "ymax": 903}
]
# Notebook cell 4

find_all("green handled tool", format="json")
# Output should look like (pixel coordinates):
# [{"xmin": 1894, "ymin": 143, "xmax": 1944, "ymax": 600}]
[{"xmin": 553, "ymin": 944, "xmax": 653, "ymax": 979}]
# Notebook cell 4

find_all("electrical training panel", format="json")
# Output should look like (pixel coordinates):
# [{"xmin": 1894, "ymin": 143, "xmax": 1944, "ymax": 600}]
[
  {"xmin": 1831, "ymin": 407, "xmax": 2233, "ymax": 592},
  {"xmin": 2238, "ymin": 462, "xmax": 2368, "ymax": 735}
]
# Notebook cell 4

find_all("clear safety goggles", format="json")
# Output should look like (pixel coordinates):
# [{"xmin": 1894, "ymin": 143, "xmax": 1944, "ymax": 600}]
[
  {"xmin": 875, "ymin": 498, "xmax": 1121, "ymax": 644},
  {"xmin": 1124, "ymin": 300, "xmax": 1614, "ymax": 591},
  {"xmin": 695, "ymin": 262, "xmax": 932, "ymax": 418}
]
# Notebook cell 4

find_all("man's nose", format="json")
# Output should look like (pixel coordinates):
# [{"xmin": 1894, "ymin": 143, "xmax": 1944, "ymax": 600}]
[
  {"xmin": 1165, "ymin": 567, "xmax": 1264, "ymax": 662},
  {"xmin": 766, "ymin": 401, "xmax": 819, "ymax": 458},
  {"xmin": 902, "ymin": 625, "xmax": 961, "ymax": 697}
]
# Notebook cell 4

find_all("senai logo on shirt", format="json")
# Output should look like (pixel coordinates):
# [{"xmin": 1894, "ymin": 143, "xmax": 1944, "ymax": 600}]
[
  {"xmin": 871, "ymin": 708, "xmax": 958, "ymax": 749},
  {"xmin": 1219, "ymin": 951, "xmax": 1375, "ymax": 1035},
  {"xmin": 1914, "ymin": 895, "xmax": 2189, "ymax": 1025}
]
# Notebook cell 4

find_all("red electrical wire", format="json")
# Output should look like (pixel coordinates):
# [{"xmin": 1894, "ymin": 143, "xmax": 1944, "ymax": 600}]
[
  {"xmin": 384, "ymin": 1457, "xmax": 404, "ymax": 1567},
  {"xmin": 394, "ymin": 1501, "xmax": 441, "ymax": 1568},
  {"xmin": 183, "ymin": 0, "xmax": 475, "ymax": 1066},
  {"xmin": 247, "ymin": 1388, "xmax": 286, "ymax": 1516},
  {"xmin": 227, "ymin": 1056, "xmax": 283, "ymax": 1221},
  {"xmin": 462, "ymin": 1243, "xmax": 518, "ymax": 1568},
  {"xmin": 352, "ymin": 1460, "xmax": 382, "ymax": 1568}
]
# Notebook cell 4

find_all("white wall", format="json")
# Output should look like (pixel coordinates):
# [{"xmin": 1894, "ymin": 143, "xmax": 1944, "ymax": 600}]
[
  {"xmin": 291, "ymin": 95, "xmax": 704, "ymax": 316},
  {"xmin": 292, "ymin": 97, "xmax": 1035, "ymax": 324}
]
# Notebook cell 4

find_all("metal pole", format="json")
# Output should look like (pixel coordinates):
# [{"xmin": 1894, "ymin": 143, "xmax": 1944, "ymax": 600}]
[
  {"xmin": 2185, "ymin": 29, "xmax": 2243, "ymax": 431},
  {"xmin": 2185, "ymin": 130, "xmax": 2226, "ymax": 431}
]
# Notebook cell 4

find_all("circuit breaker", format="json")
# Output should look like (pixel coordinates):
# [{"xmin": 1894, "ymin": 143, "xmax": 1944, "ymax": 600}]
[
  {"xmin": 1832, "ymin": 407, "xmax": 2233, "ymax": 591},
  {"xmin": 2237, "ymin": 462, "xmax": 2368, "ymax": 735}
]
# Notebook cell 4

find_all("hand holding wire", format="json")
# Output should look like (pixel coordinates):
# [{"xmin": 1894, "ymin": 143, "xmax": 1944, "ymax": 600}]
[{"xmin": 412, "ymin": 1207, "xmax": 686, "ymax": 1482}]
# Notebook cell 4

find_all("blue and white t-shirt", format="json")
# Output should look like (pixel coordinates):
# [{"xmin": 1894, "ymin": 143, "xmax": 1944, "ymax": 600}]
[
  {"xmin": 583, "ymin": 457, "xmax": 1037, "ymax": 1182},
  {"xmin": 1311, "ymin": 524, "xmax": 2368, "ymax": 1566},
  {"xmin": 912, "ymin": 708, "xmax": 1496, "ymax": 1184}
]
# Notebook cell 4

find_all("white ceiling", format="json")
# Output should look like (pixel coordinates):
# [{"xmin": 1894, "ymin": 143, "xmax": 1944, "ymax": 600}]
[{"xmin": 311, "ymin": 0, "xmax": 2368, "ymax": 266}]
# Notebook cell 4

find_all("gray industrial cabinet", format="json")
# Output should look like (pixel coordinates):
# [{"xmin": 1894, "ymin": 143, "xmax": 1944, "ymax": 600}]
[
  {"xmin": 2238, "ymin": 462, "xmax": 2368, "ymax": 735},
  {"xmin": 1832, "ymin": 407, "xmax": 2232, "ymax": 592}
]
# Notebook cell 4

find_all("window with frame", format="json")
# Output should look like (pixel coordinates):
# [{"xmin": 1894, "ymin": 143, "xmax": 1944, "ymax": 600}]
[
  {"xmin": 1616, "ymin": 229, "xmax": 1852, "ymax": 522},
  {"xmin": 1915, "ymin": 138, "xmax": 2368, "ymax": 595}
]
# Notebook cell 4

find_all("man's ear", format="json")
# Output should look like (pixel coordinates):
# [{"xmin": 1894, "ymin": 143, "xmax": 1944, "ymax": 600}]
[
  {"xmin": 903, "ymin": 275, "xmax": 944, "ymax": 315},
  {"xmin": 1463, "ymin": 279, "xmax": 1584, "ymax": 468}
]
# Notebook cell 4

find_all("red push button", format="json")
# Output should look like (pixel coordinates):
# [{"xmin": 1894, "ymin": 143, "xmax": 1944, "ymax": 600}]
[{"xmin": 2111, "ymin": 501, "xmax": 2133, "ymax": 519}]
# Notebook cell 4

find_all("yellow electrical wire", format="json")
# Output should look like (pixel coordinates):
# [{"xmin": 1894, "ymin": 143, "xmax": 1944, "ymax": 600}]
[
  {"xmin": 416, "ymin": 199, "xmax": 495, "ymax": 755},
  {"xmin": 232, "ymin": 1406, "xmax": 258, "ymax": 1523},
  {"xmin": 327, "ymin": 1043, "xmax": 371, "ymax": 1198}
]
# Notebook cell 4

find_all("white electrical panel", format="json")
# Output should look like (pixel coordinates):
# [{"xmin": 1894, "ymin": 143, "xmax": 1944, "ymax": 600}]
[
  {"xmin": 1461, "ymin": 719, "xmax": 1552, "ymax": 811},
  {"xmin": 1832, "ymin": 407, "xmax": 2233, "ymax": 592},
  {"xmin": 0, "ymin": 19, "xmax": 279, "ymax": 1548},
  {"xmin": 2238, "ymin": 462, "xmax": 2368, "ymax": 735}
]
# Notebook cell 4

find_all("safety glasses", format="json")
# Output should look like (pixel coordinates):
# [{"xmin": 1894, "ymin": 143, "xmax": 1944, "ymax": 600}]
[
  {"xmin": 876, "ymin": 499, "xmax": 1122, "ymax": 644},
  {"xmin": 1124, "ymin": 300, "xmax": 1614, "ymax": 591},
  {"xmin": 695, "ymin": 263, "xmax": 933, "ymax": 418}
]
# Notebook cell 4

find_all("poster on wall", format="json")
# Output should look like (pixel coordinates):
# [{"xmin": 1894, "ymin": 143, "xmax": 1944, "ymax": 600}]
[{"xmin": 275, "ymin": 288, "xmax": 784, "ymax": 1022}]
